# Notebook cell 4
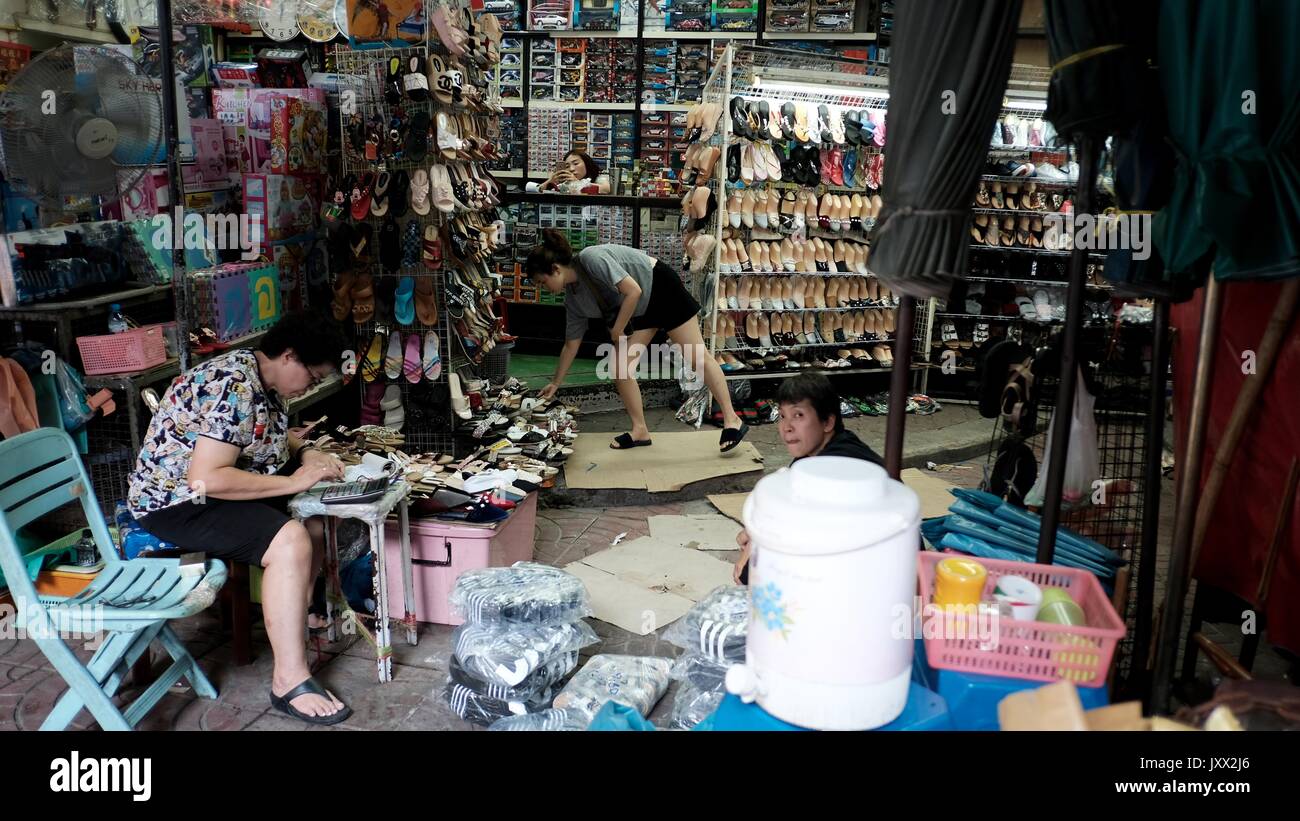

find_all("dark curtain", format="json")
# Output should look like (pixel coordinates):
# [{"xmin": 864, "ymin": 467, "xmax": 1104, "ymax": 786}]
[{"xmin": 867, "ymin": 0, "xmax": 1022, "ymax": 299}]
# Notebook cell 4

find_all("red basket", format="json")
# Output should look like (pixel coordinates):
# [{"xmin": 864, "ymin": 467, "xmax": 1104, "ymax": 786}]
[
  {"xmin": 916, "ymin": 551, "xmax": 1126, "ymax": 685},
  {"xmin": 75, "ymin": 325, "xmax": 168, "ymax": 375}
]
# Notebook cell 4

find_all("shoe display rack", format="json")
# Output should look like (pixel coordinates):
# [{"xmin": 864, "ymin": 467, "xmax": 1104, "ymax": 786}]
[
  {"xmin": 921, "ymin": 69, "xmax": 1116, "ymax": 398},
  {"xmin": 689, "ymin": 44, "xmax": 929, "ymax": 382},
  {"xmin": 330, "ymin": 27, "xmax": 504, "ymax": 456}
]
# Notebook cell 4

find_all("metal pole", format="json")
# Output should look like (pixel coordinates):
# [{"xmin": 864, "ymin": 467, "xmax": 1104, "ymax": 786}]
[
  {"xmin": 1151, "ymin": 273, "xmax": 1224, "ymax": 712},
  {"xmin": 156, "ymin": 0, "xmax": 190, "ymax": 372},
  {"xmin": 1131, "ymin": 297, "xmax": 1170, "ymax": 706},
  {"xmin": 883, "ymin": 294, "xmax": 915, "ymax": 478},
  {"xmin": 1034, "ymin": 133, "xmax": 1100, "ymax": 564}
]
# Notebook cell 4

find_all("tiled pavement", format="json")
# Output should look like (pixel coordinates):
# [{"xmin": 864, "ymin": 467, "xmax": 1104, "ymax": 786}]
[{"xmin": 0, "ymin": 498, "xmax": 730, "ymax": 732}]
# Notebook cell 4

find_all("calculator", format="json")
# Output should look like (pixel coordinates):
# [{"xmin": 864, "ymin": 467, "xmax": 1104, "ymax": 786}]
[{"xmin": 319, "ymin": 477, "xmax": 393, "ymax": 504}]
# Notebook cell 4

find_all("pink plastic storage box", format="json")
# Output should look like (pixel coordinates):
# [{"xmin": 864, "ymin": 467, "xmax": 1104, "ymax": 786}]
[
  {"xmin": 383, "ymin": 493, "xmax": 537, "ymax": 625},
  {"xmin": 916, "ymin": 551, "xmax": 1126, "ymax": 686}
]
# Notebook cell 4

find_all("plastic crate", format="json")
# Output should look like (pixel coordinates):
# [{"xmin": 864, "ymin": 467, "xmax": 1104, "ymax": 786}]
[
  {"xmin": 76, "ymin": 326, "xmax": 168, "ymax": 375},
  {"xmin": 480, "ymin": 341, "xmax": 514, "ymax": 384},
  {"xmin": 916, "ymin": 551, "xmax": 1125, "ymax": 686}
]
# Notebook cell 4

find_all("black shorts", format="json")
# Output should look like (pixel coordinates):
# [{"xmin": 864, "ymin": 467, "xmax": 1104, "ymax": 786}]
[
  {"xmin": 637, "ymin": 261, "xmax": 702, "ymax": 333},
  {"xmin": 137, "ymin": 496, "xmax": 296, "ymax": 567}
]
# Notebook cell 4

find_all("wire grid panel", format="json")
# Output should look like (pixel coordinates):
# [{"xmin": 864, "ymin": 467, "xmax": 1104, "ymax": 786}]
[
  {"xmin": 730, "ymin": 44, "xmax": 890, "ymax": 104},
  {"xmin": 980, "ymin": 322, "xmax": 1156, "ymax": 687},
  {"xmin": 84, "ymin": 387, "xmax": 141, "ymax": 519},
  {"xmin": 329, "ymin": 42, "xmax": 458, "ymax": 458}
]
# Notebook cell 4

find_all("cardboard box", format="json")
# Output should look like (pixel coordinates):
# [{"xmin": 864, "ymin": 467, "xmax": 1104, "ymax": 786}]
[
  {"xmin": 242, "ymin": 173, "xmax": 320, "ymax": 243},
  {"xmin": 268, "ymin": 94, "xmax": 328, "ymax": 175},
  {"xmin": 189, "ymin": 118, "xmax": 228, "ymax": 183}
]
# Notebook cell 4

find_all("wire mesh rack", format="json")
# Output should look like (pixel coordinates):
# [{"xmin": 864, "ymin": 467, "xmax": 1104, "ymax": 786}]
[{"xmin": 980, "ymin": 320, "xmax": 1158, "ymax": 691}]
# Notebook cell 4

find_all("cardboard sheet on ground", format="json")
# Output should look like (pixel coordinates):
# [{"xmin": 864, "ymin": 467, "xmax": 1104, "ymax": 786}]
[
  {"xmin": 566, "ymin": 537, "xmax": 735, "ymax": 634},
  {"xmin": 707, "ymin": 492, "xmax": 749, "ymax": 523},
  {"xmin": 900, "ymin": 468, "xmax": 958, "ymax": 520},
  {"xmin": 563, "ymin": 431, "xmax": 763, "ymax": 492},
  {"xmin": 647, "ymin": 513, "xmax": 745, "ymax": 551}
]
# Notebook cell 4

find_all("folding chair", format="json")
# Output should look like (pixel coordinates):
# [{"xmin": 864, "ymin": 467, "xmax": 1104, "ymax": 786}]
[{"xmin": 0, "ymin": 428, "xmax": 227, "ymax": 730}]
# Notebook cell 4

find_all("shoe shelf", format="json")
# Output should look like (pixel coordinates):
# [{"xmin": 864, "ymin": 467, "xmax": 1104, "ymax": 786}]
[
  {"xmin": 971, "ymin": 206, "xmax": 1066, "ymax": 218},
  {"xmin": 988, "ymin": 144, "xmax": 1069, "ymax": 155},
  {"xmin": 721, "ymin": 305, "xmax": 897, "ymax": 312},
  {"xmin": 980, "ymin": 173, "xmax": 1075, "ymax": 187},
  {"xmin": 721, "ymin": 270, "xmax": 879, "ymax": 277},
  {"xmin": 969, "ymin": 244, "xmax": 1108, "ymax": 258},
  {"xmin": 759, "ymin": 32, "xmax": 879, "ymax": 42},
  {"xmin": 719, "ymin": 337, "xmax": 898, "ymax": 352},
  {"xmin": 934, "ymin": 312, "xmax": 1023, "ymax": 321},
  {"xmin": 722, "ymin": 362, "xmax": 922, "ymax": 381},
  {"xmin": 964, "ymin": 273, "xmax": 1113, "ymax": 289}
]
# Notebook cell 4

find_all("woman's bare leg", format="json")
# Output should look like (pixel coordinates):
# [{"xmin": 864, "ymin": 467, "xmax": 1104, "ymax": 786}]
[{"xmin": 667, "ymin": 318, "xmax": 742, "ymax": 431}]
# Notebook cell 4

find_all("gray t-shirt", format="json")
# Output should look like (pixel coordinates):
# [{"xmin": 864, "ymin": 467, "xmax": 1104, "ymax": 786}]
[{"xmin": 564, "ymin": 245, "xmax": 656, "ymax": 340}]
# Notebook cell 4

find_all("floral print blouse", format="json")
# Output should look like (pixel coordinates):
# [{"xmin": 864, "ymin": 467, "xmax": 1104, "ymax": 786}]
[{"xmin": 128, "ymin": 349, "xmax": 288, "ymax": 517}]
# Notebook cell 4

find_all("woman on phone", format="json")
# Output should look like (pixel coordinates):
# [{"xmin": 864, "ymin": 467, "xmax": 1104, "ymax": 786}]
[
  {"xmin": 527, "ymin": 230, "xmax": 749, "ymax": 453},
  {"xmin": 539, "ymin": 150, "xmax": 611, "ymax": 194}
]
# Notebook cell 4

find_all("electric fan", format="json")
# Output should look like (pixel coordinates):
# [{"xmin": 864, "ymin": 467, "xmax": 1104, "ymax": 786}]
[{"xmin": 0, "ymin": 43, "xmax": 164, "ymax": 206}]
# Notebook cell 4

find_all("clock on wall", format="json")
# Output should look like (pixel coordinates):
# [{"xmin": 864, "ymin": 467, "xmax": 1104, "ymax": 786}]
[
  {"xmin": 297, "ymin": 0, "xmax": 339, "ymax": 42},
  {"xmin": 259, "ymin": 0, "xmax": 303, "ymax": 42}
]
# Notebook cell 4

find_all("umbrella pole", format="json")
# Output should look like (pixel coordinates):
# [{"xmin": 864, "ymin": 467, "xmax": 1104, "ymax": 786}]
[
  {"xmin": 1132, "ymin": 298, "xmax": 1171, "ymax": 706},
  {"xmin": 884, "ymin": 295, "xmax": 917, "ymax": 479},
  {"xmin": 1151, "ymin": 274, "xmax": 1224, "ymax": 713},
  {"xmin": 1034, "ymin": 134, "xmax": 1101, "ymax": 564}
]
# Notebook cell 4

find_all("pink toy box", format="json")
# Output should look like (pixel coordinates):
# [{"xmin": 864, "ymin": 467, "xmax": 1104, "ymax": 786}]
[{"xmin": 383, "ymin": 494, "xmax": 538, "ymax": 625}]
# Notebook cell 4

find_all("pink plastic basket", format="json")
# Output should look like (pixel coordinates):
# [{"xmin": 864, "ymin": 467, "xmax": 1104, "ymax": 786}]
[
  {"xmin": 916, "ymin": 551, "xmax": 1126, "ymax": 685},
  {"xmin": 75, "ymin": 325, "xmax": 168, "ymax": 375}
]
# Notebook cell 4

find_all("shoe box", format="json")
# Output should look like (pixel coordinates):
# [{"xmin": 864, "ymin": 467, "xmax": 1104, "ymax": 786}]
[{"xmin": 766, "ymin": 0, "xmax": 811, "ymax": 32}]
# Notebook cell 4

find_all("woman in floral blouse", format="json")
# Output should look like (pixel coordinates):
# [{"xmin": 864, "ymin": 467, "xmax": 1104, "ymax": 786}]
[{"xmin": 128, "ymin": 312, "xmax": 353, "ymax": 724}]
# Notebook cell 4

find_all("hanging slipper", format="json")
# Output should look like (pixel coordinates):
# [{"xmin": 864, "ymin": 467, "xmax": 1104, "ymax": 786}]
[
  {"xmin": 362, "ymin": 331, "xmax": 385, "ymax": 382},
  {"xmin": 350, "ymin": 172, "xmax": 374, "ymax": 221},
  {"xmin": 414, "ymin": 276, "xmax": 439, "ymax": 325},
  {"xmin": 351, "ymin": 272, "xmax": 375, "ymax": 323},
  {"xmin": 402, "ymin": 332, "xmax": 423, "ymax": 383},
  {"xmin": 384, "ymin": 330, "xmax": 404, "ymax": 380},
  {"xmin": 384, "ymin": 56, "xmax": 404, "ymax": 106},
  {"xmin": 430, "ymin": 164, "xmax": 457, "ymax": 214},
  {"xmin": 381, "ymin": 384, "xmax": 405, "ymax": 429},
  {"xmin": 330, "ymin": 271, "xmax": 355, "ymax": 322},
  {"xmin": 423, "ymin": 332, "xmax": 442, "ymax": 381},
  {"xmin": 409, "ymin": 168, "xmax": 432, "ymax": 217},
  {"xmin": 377, "ymin": 216, "xmax": 401, "ymax": 273},
  {"xmin": 370, "ymin": 171, "xmax": 391, "ymax": 217},
  {"xmin": 393, "ymin": 276, "xmax": 416, "ymax": 325},
  {"xmin": 401, "ymin": 219, "xmax": 421, "ymax": 268},
  {"xmin": 404, "ymin": 54, "xmax": 430, "ymax": 101}
]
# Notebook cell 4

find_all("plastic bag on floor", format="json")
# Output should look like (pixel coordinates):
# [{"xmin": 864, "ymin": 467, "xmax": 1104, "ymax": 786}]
[
  {"xmin": 662, "ymin": 584, "xmax": 749, "ymax": 664},
  {"xmin": 443, "ymin": 679, "xmax": 557, "ymax": 727},
  {"xmin": 452, "ymin": 620, "xmax": 598, "ymax": 688},
  {"xmin": 448, "ymin": 651, "xmax": 578, "ymax": 702},
  {"xmin": 488, "ymin": 707, "xmax": 591, "ymax": 731},
  {"xmin": 671, "ymin": 678, "xmax": 726, "ymax": 730},
  {"xmin": 670, "ymin": 651, "xmax": 730, "ymax": 692},
  {"xmin": 450, "ymin": 561, "xmax": 592, "ymax": 626},
  {"xmin": 552, "ymin": 654, "xmax": 673, "ymax": 721}
]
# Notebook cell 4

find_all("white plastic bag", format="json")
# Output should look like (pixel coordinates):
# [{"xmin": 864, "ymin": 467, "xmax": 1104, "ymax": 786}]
[{"xmin": 1025, "ymin": 367, "xmax": 1100, "ymax": 508}]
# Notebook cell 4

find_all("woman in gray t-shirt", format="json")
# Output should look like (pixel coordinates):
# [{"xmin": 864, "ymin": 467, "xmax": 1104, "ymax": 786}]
[{"xmin": 525, "ymin": 229, "xmax": 750, "ymax": 453}]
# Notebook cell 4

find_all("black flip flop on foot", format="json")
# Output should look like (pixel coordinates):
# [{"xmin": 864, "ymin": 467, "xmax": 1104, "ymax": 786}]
[
  {"xmin": 270, "ymin": 677, "xmax": 352, "ymax": 726},
  {"xmin": 610, "ymin": 432, "xmax": 652, "ymax": 450},
  {"xmin": 719, "ymin": 423, "xmax": 750, "ymax": 453}
]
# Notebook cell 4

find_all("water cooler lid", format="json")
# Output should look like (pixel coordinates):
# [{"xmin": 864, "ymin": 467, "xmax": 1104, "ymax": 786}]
[{"xmin": 743, "ymin": 456, "xmax": 920, "ymax": 555}]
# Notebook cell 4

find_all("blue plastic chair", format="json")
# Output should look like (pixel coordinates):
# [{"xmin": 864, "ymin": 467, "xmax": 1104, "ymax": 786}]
[{"xmin": 0, "ymin": 428, "xmax": 227, "ymax": 730}]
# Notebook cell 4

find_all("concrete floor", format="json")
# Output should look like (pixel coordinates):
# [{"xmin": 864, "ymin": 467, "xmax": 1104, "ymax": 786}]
[{"xmin": 1, "ymin": 401, "xmax": 1291, "ymax": 730}]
